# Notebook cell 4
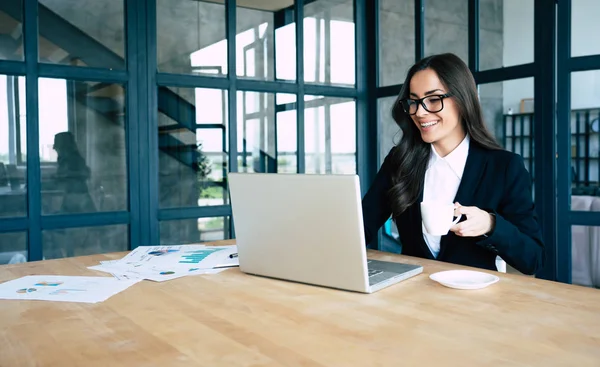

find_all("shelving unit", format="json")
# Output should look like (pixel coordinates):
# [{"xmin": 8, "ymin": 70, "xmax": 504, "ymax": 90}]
[
  {"xmin": 502, "ymin": 112, "xmax": 535, "ymax": 181},
  {"xmin": 571, "ymin": 108, "xmax": 600, "ymax": 189},
  {"xmin": 503, "ymin": 108, "xmax": 600, "ymax": 195}
]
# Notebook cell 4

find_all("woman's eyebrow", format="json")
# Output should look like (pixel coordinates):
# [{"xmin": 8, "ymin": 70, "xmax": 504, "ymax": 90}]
[{"xmin": 409, "ymin": 89, "xmax": 444, "ymax": 98}]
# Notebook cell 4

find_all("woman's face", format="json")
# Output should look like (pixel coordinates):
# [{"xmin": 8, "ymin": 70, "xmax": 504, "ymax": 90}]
[{"xmin": 408, "ymin": 68, "xmax": 466, "ymax": 155}]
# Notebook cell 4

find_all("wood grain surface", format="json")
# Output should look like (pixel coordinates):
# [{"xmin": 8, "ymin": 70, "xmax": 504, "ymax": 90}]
[{"xmin": 0, "ymin": 240, "xmax": 599, "ymax": 367}]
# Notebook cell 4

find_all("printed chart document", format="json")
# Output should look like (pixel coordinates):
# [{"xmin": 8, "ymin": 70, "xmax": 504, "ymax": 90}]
[
  {"xmin": 88, "ymin": 244, "xmax": 238, "ymax": 282},
  {"xmin": 0, "ymin": 275, "xmax": 141, "ymax": 303}
]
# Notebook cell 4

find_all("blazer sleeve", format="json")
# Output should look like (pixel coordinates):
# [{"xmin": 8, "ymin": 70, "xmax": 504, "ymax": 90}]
[
  {"xmin": 477, "ymin": 154, "xmax": 545, "ymax": 275},
  {"xmin": 361, "ymin": 149, "xmax": 395, "ymax": 246}
]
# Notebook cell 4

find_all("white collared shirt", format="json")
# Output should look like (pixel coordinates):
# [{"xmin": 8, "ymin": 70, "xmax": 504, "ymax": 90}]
[{"xmin": 422, "ymin": 134, "xmax": 470, "ymax": 258}]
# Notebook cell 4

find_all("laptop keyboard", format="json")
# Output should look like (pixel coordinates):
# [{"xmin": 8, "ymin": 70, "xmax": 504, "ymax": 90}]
[{"xmin": 368, "ymin": 268, "xmax": 384, "ymax": 277}]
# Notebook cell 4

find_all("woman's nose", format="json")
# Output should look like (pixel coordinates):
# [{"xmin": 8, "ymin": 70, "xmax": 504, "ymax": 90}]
[{"xmin": 415, "ymin": 103, "xmax": 429, "ymax": 117}]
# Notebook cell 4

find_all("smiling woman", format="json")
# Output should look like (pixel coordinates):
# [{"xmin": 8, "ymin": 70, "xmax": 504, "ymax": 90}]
[{"xmin": 361, "ymin": 53, "xmax": 545, "ymax": 276}]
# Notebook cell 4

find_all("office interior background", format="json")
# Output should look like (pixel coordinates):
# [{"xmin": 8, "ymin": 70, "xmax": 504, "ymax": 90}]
[{"xmin": 0, "ymin": 0, "xmax": 598, "ymax": 286}]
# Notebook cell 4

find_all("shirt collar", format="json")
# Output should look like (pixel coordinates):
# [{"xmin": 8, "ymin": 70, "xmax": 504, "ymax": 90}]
[{"xmin": 427, "ymin": 134, "xmax": 470, "ymax": 178}]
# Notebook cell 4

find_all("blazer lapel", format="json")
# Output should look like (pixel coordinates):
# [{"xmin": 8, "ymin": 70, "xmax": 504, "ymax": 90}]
[
  {"xmin": 452, "ymin": 143, "xmax": 488, "ymax": 205},
  {"xmin": 415, "ymin": 171, "xmax": 436, "ymax": 259}
]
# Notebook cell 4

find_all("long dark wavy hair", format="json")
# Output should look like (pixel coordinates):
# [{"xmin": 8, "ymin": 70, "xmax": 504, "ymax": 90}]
[{"xmin": 388, "ymin": 53, "xmax": 501, "ymax": 217}]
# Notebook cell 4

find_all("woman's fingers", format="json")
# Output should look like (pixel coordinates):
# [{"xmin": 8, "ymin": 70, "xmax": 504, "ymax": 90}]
[{"xmin": 449, "ymin": 204, "xmax": 491, "ymax": 237}]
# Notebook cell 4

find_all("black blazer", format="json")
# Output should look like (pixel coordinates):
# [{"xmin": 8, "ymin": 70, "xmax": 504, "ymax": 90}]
[{"xmin": 362, "ymin": 142, "xmax": 545, "ymax": 275}]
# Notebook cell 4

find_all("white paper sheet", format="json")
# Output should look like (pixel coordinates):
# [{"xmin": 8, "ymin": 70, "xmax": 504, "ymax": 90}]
[
  {"xmin": 118, "ymin": 245, "xmax": 204, "ymax": 265},
  {"xmin": 0, "ymin": 275, "xmax": 141, "ymax": 303},
  {"xmin": 128, "ymin": 245, "xmax": 236, "ymax": 267},
  {"xmin": 88, "ymin": 263, "xmax": 226, "ymax": 282},
  {"xmin": 88, "ymin": 244, "xmax": 238, "ymax": 282}
]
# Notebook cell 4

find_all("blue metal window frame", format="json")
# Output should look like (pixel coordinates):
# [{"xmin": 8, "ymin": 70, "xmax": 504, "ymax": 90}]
[
  {"xmin": 150, "ymin": 0, "xmax": 370, "ymax": 245},
  {"xmin": 532, "ymin": 0, "xmax": 557, "ymax": 281},
  {"xmin": 126, "ymin": 0, "xmax": 142, "ymax": 250},
  {"xmin": 355, "ymin": 0, "xmax": 379, "ymax": 249},
  {"xmin": 0, "ymin": 0, "xmax": 373, "ymax": 252},
  {"xmin": 24, "ymin": 0, "xmax": 42, "ymax": 261},
  {"xmin": 0, "ymin": 0, "xmax": 135, "ymax": 260},
  {"xmin": 556, "ymin": 0, "xmax": 600, "ymax": 284},
  {"xmin": 2, "ymin": 0, "xmax": 582, "ymax": 283},
  {"xmin": 0, "ymin": 61, "xmax": 26, "ymax": 76}
]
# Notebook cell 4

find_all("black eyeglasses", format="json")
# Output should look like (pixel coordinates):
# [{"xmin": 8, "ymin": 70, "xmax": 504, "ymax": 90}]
[{"xmin": 400, "ymin": 93, "xmax": 453, "ymax": 115}]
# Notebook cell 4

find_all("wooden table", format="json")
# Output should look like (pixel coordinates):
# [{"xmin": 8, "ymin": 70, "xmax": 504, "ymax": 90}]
[{"xmin": 1, "ymin": 240, "xmax": 599, "ymax": 366}]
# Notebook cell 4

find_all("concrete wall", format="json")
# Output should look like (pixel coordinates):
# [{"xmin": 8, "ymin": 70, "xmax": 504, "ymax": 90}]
[
  {"xmin": 423, "ymin": 0, "xmax": 469, "ymax": 61},
  {"xmin": 379, "ymin": 0, "xmax": 415, "ymax": 87},
  {"xmin": 501, "ymin": 0, "xmax": 534, "ymax": 113},
  {"xmin": 40, "ymin": 0, "xmax": 274, "ymax": 74},
  {"xmin": 40, "ymin": 0, "xmax": 125, "ymax": 59},
  {"xmin": 378, "ymin": 96, "xmax": 400, "ymax": 166},
  {"xmin": 479, "ymin": 0, "xmax": 505, "ymax": 70}
]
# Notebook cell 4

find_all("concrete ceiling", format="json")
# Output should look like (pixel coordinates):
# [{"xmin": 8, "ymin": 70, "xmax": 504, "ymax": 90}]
[
  {"xmin": 201, "ymin": 0, "xmax": 294, "ymax": 12},
  {"xmin": 0, "ymin": 11, "xmax": 20, "ymax": 35}
]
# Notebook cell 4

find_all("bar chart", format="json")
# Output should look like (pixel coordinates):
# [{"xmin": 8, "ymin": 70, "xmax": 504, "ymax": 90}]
[{"xmin": 178, "ymin": 249, "xmax": 223, "ymax": 264}]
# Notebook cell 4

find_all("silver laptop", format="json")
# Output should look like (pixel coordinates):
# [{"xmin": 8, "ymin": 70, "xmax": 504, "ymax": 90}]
[{"xmin": 227, "ymin": 172, "xmax": 423, "ymax": 293}]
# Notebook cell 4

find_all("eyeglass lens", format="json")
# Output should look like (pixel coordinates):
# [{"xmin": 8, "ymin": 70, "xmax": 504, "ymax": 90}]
[{"xmin": 404, "ymin": 96, "xmax": 445, "ymax": 115}]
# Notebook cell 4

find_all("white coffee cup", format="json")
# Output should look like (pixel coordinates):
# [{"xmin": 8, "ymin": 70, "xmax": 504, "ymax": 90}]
[{"xmin": 420, "ymin": 201, "xmax": 463, "ymax": 236}]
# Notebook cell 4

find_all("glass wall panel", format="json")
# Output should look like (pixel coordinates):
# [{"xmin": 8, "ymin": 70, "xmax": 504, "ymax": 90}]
[
  {"xmin": 479, "ymin": 78, "xmax": 533, "ymax": 141},
  {"xmin": 0, "ymin": 232, "xmax": 27, "ymax": 265},
  {"xmin": 571, "ymin": 225, "xmax": 600, "ymax": 288},
  {"xmin": 304, "ymin": 96, "xmax": 356, "ymax": 174},
  {"xmin": 158, "ymin": 87, "xmax": 228, "ymax": 208},
  {"xmin": 478, "ymin": 77, "xmax": 535, "ymax": 178},
  {"xmin": 275, "ymin": 5, "xmax": 297, "ymax": 82},
  {"xmin": 378, "ymin": 97, "xmax": 402, "ymax": 252},
  {"xmin": 466, "ymin": 78, "xmax": 537, "ymax": 277},
  {"xmin": 39, "ymin": 78, "xmax": 128, "ymax": 215},
  {"xmin": 275, "ymin": 94, "xmax": 297, "ymax": 173},
  {"xmin": 424, "ymin": 0, "xmax": 468, "ymax": 62},
  {"xmin": 378, "ymin": 96, "xmax": 400, "ymax": 167},
  {"xmin": 0, "ymin": 0, "xmax": 23, "ymax": 61},
  {"xmin": 0, "ymin": 75, "xmax": 27, "ymax": 218},
  {"xmin": 237, "ymin": 2, "xmax": 296, "ymax": 81},
  {"xmin": 43, "ymin": 224, "xmax": 128, "ymax": 260},
  {"xmin": 479, "ymin": 77, "xmax": 535, "ymax": 202},
  {"xmin": 378, "ymin": 0, "xmax": 414, "ymax": 86},
  {"xmin": 479, "ymin": 0, "xmax": 533, "ymax": 71},
  {"xmin": 304, "ymin": 0, "xmax": 355, "ymax": 86},
  {"xmin": 571, "ymin": 0, "xmax": 600, "ymax": 57},
  {"xmin": 238, "ymin": 92, "xmax": 296, "ymax": 173},
  {"xmin": 570, "ymin": 70, "xmax": 600, "ymax": 208},
  {"xmin": 158, "ymin": 0, "xmax": 297, "ymax": 79},
  {"xmin": 38, "ymin": 0, "xmax": 125, "ymax": 68},
  {"xmin": 157, "ymin": 0, "xmax": 227, "ymax": 76},
  {"xmin": 160, "ymin": 216, "xmax": 231, "ymax": 244}
]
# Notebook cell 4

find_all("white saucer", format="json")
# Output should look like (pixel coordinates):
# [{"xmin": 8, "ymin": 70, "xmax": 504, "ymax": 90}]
[{"xmin": 429, "ymin": 270, "xmax": 500, "ymax": 290}]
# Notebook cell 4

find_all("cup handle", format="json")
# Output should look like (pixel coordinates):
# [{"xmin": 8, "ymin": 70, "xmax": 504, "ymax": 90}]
[{"xmin": 451, "ymin": 214, "xmax": 463, "ymax": 226}]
